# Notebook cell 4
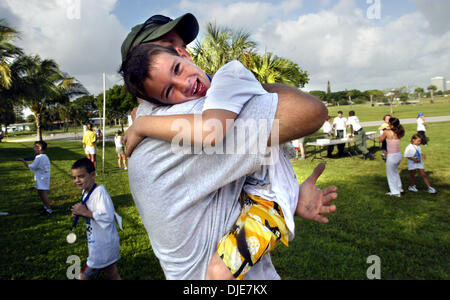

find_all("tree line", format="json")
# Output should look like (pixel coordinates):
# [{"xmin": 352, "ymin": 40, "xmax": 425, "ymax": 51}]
[{"xmin": 1, "ymin": 20, "xmax": 310, "ymax": 141}]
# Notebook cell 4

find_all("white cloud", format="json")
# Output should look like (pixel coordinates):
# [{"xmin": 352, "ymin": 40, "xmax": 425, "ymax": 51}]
[
  {"xmin": 1, "ymin": 0, "xmax": 128, "ymax": 95},
  {"xmin": 250, "ymin": 0, "xmax": 449, "ymax": 91}
]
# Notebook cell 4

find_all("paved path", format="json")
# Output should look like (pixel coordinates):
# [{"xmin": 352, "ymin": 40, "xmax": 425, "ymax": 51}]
[
  {"xmin": 361, "ymin": 115, "xmax": 450, "ymax": 127},
  {"xmin": 6, "ymin": 115, "xmax": 450, "ymax": 143},
  {"xmin": 6, "ymin": 128, "xmax": 120, "ymax": 143}
]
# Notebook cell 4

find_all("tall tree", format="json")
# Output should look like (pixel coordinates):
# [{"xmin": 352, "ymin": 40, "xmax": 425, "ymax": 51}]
[
  {"xmin": 96, "ymin": 85, "xmax": 137, "ymax": 131},
  {"xmin": 190, "ymin": 22, "xmax": 256, "ymax": 75},
  {"xmin": 0, "ymin": 19, "xmax": 23, "ymax": 89},
  {"xmin": 414, "ymin": 87, "xmax": 424, "ymax": 104},
  {"xmin": 427, "ymin": 85, "xmax": 437, "ymax": 104},
  {"xmin": 9, "ymin": 55, "xmax": 86, "ymax": 140},
  {"xmin": 246, "ymin": 52, "xmax": 309, "ymax": 88}
]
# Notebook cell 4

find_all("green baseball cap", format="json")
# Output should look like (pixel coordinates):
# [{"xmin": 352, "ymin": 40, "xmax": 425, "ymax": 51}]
[{"xmin": 121, "ymin": 13, "xmax": 199, "ymax": 62}]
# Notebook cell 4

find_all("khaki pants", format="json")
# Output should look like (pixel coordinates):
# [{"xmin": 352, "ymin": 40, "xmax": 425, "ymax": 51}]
[{"xmin": 354, "ymin": 129, "xmax": 369, "ymax": 155}]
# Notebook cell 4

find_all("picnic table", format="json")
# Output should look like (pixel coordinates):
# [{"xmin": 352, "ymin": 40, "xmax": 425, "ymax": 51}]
[{"xmin": 306, "ymin": 131, "xmax": 380, "ymax": 160}]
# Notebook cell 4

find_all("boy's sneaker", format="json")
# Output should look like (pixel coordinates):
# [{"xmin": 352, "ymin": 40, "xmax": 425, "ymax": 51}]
[
  {"xmin": 40, "ymin": 209, "xmax": 53, "ymax": 216},
  {"xmin": 385, "ymin": 192, "xmax": 401, "ymax": 198},
  {"xmin": 408, "ymin": 185, "xmax": 419, "ymax": 192},
  {"xmin": 428, "ymin": 187, "xmax": 437, "ymax": 194}
]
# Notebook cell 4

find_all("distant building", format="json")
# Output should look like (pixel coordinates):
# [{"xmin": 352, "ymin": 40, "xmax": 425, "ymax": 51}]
[
  {"xmin": 447, "ymin": 81, "xmax": 450, "ymax": 91},
  {"xmin": 1, "ymin": 123, "xmax": 32, "ymax": 132},
  {"xmin": 431, "ymin": 76, "xmax": 446, "ymax": 92}
]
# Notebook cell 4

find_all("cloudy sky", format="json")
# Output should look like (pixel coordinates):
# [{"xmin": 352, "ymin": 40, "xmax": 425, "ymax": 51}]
[{"xmin": 1, "ymin": 0, "xmax": 449, "ymax": 98}]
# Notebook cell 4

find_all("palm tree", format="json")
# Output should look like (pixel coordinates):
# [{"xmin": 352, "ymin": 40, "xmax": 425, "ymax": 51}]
[
  {"xmin": 427, "ymin": 85, "xmax": 437, "ymax": 104},
  {"xmin": 0, "ymin": 19, "xmax": 23, "ymax": 89},
  {"xmin": 414, "ymin": 87, "xmax": 424, "ymax": 104},
  {"xmin": 9, "ymin": 55, "xmax": 86, "ymax": 140},
  {"xmin": 246, "ymin": 52, "xmax": 309, "ymax": 88},
  {"xmin": 190, "ymin": 22, "xmax": 257, "ymax": 75}
]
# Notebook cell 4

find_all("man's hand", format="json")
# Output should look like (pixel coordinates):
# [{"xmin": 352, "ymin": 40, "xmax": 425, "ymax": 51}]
[
  {"xmin": 123, "ymin": 121, "xmax": 145, "ymax": 157},
  {"xmin": 295, "ymin": 163, "xmax": 338, "ymax": 224}
]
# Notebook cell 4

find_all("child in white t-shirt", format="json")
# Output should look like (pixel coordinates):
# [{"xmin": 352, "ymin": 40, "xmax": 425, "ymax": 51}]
[
  {"xmin": 416, "ymin": 112, "xmax": 427, "ymax": 145},
  {"xmin": 71, "ymin": 158, "xmax": 121, "ymax": 280},
  {"xmin": 404, "ymin": 134, "xmax": 437, "ymax": 194},
  {"xmin": 122, "ymin": 44, "xmax": 301, "ymax": 280},
  {"xmin": 17, "ymin": 141, "xmax": 52, "ymax": 215}
]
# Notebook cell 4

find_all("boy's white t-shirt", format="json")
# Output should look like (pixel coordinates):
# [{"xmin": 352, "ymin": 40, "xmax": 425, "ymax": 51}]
[
  {"xmin": 322, "ymin": 121, "xmax": 332, "ymax": 134},
  {"xmin": 417, "ymin": 118, "xmax": 426, "ymax": 132},
  {"xmin": 83, "ymin": 184, "xmax": 120, "ymax": 269},
  {"xmin": 347, "ymin": 116, "xmax": 362, "ymax": 132},
  {"xmin": 404, "ymin": 144, "xmax": 425, "ymax": 170},
  {"xmin": 28, "ymin": 154, "xmax": 50, "ymax": 190},
  {"xmin": 203, "ymin": 60, "xmax": 299, "ymax": 240}
]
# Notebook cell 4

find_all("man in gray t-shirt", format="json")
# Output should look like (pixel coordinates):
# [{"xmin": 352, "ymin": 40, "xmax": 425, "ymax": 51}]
[{"xmin": 122, "ymin": 14, "xmax": 337, "ymax": 279}]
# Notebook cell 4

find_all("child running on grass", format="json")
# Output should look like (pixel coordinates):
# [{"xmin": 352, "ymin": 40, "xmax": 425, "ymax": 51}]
[
  {"xmin": 404, "ymin": 134, "xmax": 437, "ymax": 194},
  {"xmin": 120, "ymin": 44, "xmax": 335, "ymax": 280},
  {"xmin": 71, "ymin": 158, "xmax": 121, "ymax": 280},
  {"xmin": 17, "ymin": 141, "xmax": 52, "ymax": 215}
]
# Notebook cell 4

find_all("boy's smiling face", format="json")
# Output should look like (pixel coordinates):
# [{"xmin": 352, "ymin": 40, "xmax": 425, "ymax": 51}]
[
  {"xmin": 142, "ymin": 52, "xmax": 211, "ymax": 105},
  {"xmin": 72, "ymin": 167, "xmax": 96, "ymax": 191}
]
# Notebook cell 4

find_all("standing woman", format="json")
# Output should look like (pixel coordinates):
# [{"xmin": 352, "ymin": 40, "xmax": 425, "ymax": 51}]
[
  {"xmin": 379, "ymin": 117, "xmax": 405, "ymax": 197},
  {"xmin": 114, "ymin": 131, "xmax": 127, "ymax": 170}
]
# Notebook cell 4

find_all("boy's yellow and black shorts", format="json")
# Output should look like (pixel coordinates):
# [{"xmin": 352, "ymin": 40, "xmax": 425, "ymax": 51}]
[{"xmin": 217, "ymin": 192, "xmax": 289, "ymax": 280}]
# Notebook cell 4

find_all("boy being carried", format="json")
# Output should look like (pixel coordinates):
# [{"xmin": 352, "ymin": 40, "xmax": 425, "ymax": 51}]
[{"xmin": 120, "ymin": 44, "xmax": 336, "ymax": 279}]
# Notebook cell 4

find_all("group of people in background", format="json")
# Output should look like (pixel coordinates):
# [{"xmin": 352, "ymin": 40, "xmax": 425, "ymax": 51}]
[
  {"xmin": 321, "ymin": 111, "xmax": 437, "ymax": 198},
  {"xmin": 379, "ymin": 112, "xmax": 436, "ymax": 197},
  {"xmin": 321, "ymin": 110, "xmax": 374, "ymax": 160},
  {"xmin": 82, "ymin": 123, "xmax": 127, "ymax": 170}
]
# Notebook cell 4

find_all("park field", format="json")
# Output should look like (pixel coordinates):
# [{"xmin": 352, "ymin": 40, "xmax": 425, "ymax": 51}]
[
  {"xmin": 326, "ymin": 96, "xmax": 450, "ymax": 122},
  {"xmin": 0, "ymin": 121, "xmax": 448, "ymax": 280}
]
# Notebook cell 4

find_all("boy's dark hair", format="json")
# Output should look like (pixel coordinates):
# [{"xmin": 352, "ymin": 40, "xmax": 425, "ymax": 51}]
[
  {"xmin": 326, "ymin": 116, "xmax": 332, "ymax": 121},
  {"xmin": 34, "ymin": 141, "xmax": 47, "ymax": 151},
  {"xmin": 72, "ymin": 158, "xmax": 95, "ymax": 174},
  {"xmin": 119, "ymin": 43, "xmax": 179, "ymax": 104},
  {"xmin": 338, "ymin": 111, "xmax": 343, "ymax": 114},
  {"xmin": 411, "ymin": 133, "xmax": 422, "ymax": 143},
  {"xmin": 349, "ymin": 111, "xmax": 355, "ymax": 116}
]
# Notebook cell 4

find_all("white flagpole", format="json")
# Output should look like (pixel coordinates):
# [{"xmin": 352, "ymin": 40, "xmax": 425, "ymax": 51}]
[{"xmin": 102, "ymin": 73, "xmax": 106, "ymax": 173}]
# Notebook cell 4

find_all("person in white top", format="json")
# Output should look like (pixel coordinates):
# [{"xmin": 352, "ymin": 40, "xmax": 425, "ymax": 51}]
[
  {"xmin": 17, "ymin": 141, "xmax": 52, "ymax": 215},
  {"xmin": 404, "ymin": 134, "xmax": 437, "ymax": 194},
  {"xmin": 71, "ymin": 158, "xmax": 121, "ymax": 280},
  {"xmin": 347, "ymin": 111, "xmax": 374, "ymax": 160},
  {"xmin": 416, "ymin": 112, "xmax": 427, "ymax": 145},
  {"xmin": 322, "ymin": 116, "xmax": 334, "ymax": 158},
  {"xmin": 332, "ymin": 111, "xmax": 347, "ymax": 157},
  {"xmin": 121, "ymin": 44, "xmax": 338, "ymax": 280},
  {"xmin": 114, "ymin": 131, "xmax": 127, "ymax": 170}
]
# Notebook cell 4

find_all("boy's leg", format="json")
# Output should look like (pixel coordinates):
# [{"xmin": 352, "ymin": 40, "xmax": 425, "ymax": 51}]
[
  {"xmin": 80, "ymin": 264, "xmax": 100, "ymax": 280},
  {"xmin": 409, "ymin": 170, "xmax": 416, "ymax": 186},
  {"xmin": 418, "ymin": 169, "xmax": 431, "ymax": 188},
  {"xmin": 214, "ymin": 193, "xmax": 288, "ymax": 280},
  {"xmin": 103, "ymin": 263, "xmax": 121, "ymax": 280},
  {"xmin": 37, "ymin": 190, "xmax": 51, "ymax": 210},
  {"xmin": 206, "ymin": 252, "xmax": 234, "ymax": 280}
]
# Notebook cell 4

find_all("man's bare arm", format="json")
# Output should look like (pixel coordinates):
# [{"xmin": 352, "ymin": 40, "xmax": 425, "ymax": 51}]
[{"xmin": 263, "ymin": 83, "xmax": 328, "ymax": 146}]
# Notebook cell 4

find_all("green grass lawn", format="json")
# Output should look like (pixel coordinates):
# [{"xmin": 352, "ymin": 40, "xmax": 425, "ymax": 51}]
[
  {"xmin": 0, "ymin": 122, "xmax": 448, "ymax": 280},
  {"xmin": 326, "ymin": 97, "xmax": 450, "ymax": 122}
]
